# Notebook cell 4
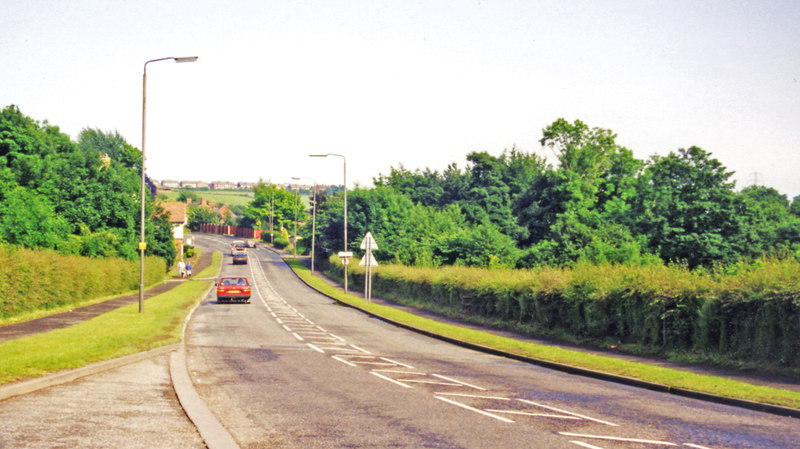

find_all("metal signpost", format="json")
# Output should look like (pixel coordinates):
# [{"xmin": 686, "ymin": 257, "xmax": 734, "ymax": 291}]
[{"xmin": 359, "ymin": 232, "xmax": 379, "ymax": 302}]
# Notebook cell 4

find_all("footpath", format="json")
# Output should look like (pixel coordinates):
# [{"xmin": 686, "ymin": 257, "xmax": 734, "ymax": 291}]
[{"xmin": 0, "ymin": 249, "xmax": 218, "ymax": 449}]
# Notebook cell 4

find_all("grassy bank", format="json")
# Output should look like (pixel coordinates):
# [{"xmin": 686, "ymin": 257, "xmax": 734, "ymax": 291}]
[
  {"xmin": 0, "ymin": 251, "xmax": 221, "ymax": 385},
  {"xmin": 286, "ymin": 258, "xmax": 800, "ymax": 410}
]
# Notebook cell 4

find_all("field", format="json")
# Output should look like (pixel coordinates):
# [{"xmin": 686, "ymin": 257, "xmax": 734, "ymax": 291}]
[{"xmin": 160, "ymin": 189, "xmax": 254, "ymax": 207}]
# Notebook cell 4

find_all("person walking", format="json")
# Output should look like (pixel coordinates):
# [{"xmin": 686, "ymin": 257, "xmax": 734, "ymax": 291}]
[
  {"xmin": 185, "ymin": 261, "xmax": 192, "ymax": 278},
  {"xmin": 178, "ymin": 260, "xmax": 186, "ymax": 279}
]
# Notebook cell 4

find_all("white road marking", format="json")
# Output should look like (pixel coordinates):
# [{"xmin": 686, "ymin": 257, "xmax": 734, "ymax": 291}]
[
  {"xmin": 349, "ymin": 344, "xmax": 371, "ymax": 354},
  {"xmin": 379, "ymin": 357, "xmax": 416, "ymax": 369},
  {"xmin": 307, "ymin": 343, "xmax": 325, "ymax": 353},
  {"xmin": 518, "ymin": 399, "xmax": 618, "ymax": 427},
  {"xmin": 371, "ymin": 371, "xmax": 413, "ymax": 388},
  {"xmin": 372, "ymin": 369, "xmax": 428, "ymax": 376},
  {"xmin": 398, "ymin": 379, "xmax": 464, "ymax": 387},
  {"xmin": 683, "ymin": 445, "xmax": 713, "ymax": 449},
  {"xmin": 282, "ymin": 324, "xmax": 292, "ymax": 332},
  {"xmin": 558, "ymin": 432, "xmax": 678, "ymax": 446},
  {"xmin": 332, "ymin": 356, "xmax": 357, "ymax": 367},
  {"xmin": 434, "ymin": 396, "xmax": 515, "ymax": 423},
  {"xmin": 569, "ymin": 441, "xmax": 605, "ymax": 449},
  {"xmin": 292, "ymin": 333, "xmax": 304, "ymax": 341},
  {"xmin": 431, "ymin": 374, "xmax": 486, "ymax": 390},
  {"xmin": 435, "ymin": 392, "xmax": 510, "ymax": 401},
  {"xmin": 486, "ymin": 409, "xmax": 581, "ymax": 420}
]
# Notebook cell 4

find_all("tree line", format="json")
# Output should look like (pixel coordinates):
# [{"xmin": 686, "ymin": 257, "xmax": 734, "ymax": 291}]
[
  {"xmin": 292, "ymin": 118, "xmax": 800, "ymax": 269},
  {"xmin": 0, "ymin": 105, "xmax": 176, "ymax": 267}
]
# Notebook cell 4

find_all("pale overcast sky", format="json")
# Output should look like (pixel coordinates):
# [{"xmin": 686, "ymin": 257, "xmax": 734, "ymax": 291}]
[{"xmin": 2, "ymin": 1, "xmax": 799, "ymax": 198}]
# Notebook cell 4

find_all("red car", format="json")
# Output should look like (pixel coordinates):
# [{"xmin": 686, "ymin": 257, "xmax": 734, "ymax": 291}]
[{"xmin": 216, "ymin": 276, "xmax": 252, "ymax": 303}]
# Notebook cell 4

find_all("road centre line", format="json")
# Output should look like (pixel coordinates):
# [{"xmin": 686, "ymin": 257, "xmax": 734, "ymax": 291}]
[
  {"xmin": 518, "ymin": 399, "xmax": 618, "ymax": 427},
  {"xmin": 434, "ymin": 396, "xmax": 515, "ymax": 423},
  {"xmin": 558, "ymin": 432, "xmax": 677, "ymax": 446},
  {"xmin": 682, "ymin": 444, "xmax": 713, "ymax": 449}
]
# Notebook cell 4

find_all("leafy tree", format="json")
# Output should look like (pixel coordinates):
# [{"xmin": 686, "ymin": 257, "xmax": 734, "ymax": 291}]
[
  {"xmin": 736, "ymin": 186, "xmax": 800, "ymax": 258},
  {"xmin": 0, "ymin": 187, "xmax": 70, "ymax": 249},
  {"xmin": 630, "ymin": 146, "xmax": 741, "ymax": 267},
  {"xmin": 240, "ymin": 182, "xmax": 306, "ymax": 233},
  {"xmin": 187, "ymin": 206, "xmax": 222, "ymax": 231}
]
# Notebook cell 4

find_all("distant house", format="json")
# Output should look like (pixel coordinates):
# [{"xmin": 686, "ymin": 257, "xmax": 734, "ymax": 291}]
[
  {"xmin": 161, "ymin": 180, "xmax": 181, "ymax": 189},
  {"xmin": 210, "ymin": 181, "xmax": 237, "ymax": 190},
  {"xmin": 160, "ymin": 202, "xmax": 188, "ymax": 260}
]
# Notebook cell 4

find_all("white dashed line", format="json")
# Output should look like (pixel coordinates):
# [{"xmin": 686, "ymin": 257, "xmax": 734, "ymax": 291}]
[{"xmin": 518, "ymin": 399, "xmax": 619, "ymax": 427}]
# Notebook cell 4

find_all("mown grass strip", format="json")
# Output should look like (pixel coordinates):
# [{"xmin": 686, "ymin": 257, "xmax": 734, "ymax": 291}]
[
  {"xmin": 285, "ymin": 258, "xmax": 800, "ymax": 410},
  {"xmin": 0, "ymin": 252, "xmax": 222, "ymax": 385}
]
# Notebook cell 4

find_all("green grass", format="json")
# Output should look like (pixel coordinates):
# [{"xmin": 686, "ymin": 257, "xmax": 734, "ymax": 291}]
[
  {"xmin": 285, "ymin": 258, "xmax": 800, "ymax": 410},
  {"xmin": 0, "ymin": 251, "xmax": 222, "ymax": 385},
  {"xmin": 160, "ymin": 189, "xmax": 254, "ymax": 207}
]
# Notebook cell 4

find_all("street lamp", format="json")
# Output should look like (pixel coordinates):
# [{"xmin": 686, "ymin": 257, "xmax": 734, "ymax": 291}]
[
  {"xmin": 140, "ymin": 56, "xmax": 198, "ymax": 314},
  {"xmin": 293, "ymin": 182, "xmax": 299, "ymax": 257},
  {"xmin": 292, "ymin": 177, "xmax": 317, "ymax": 273},
  {"xmin": 309, "ymin": 153, "xmax": 347, "ymax": 293}
]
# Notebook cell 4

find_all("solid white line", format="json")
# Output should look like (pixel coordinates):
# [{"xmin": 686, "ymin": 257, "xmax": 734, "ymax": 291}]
[
  {"xmin": 379, "ymin": 357, "xmax": 416, "ymax": 369},
  {"xmin": 518, "ymin": 399, "xmax": 618, "ymax": 427},
  {"xmin": 371, "ymin": 371, "xmax": 413, "ymax": 388},
  {"xmin": 434, "ymin": 396, "xmax": 515, "ymax": 423},
  {"xmin": 486, "ymin": 409, "xmax": 580, "ymax": 420},
  {"xmin": 569, "ymin": 441, "xmax": 605, "ymax": 449},
  {"xmin": 332, "ymin": 356, "xmax": 357, "ymax": 367},
  {"xmin": 349, "ymin": 344, "xmax": 371, "ymax": 354},
  {"xmin": 435, "ymin": 392, "xmax": 510, "ymax": 401},
  {"xmin": 558, "ymin": 432, "xmax": 678, "ymax": 446},
  {"xmin": 292, "ymin": 333, "xmax": 304, "ymax": 341},
  {"xmin": 431, "ymin": 374, "xmax": 486, "ymax": 390},
  {"xmin": 683, "ymin": 444, "xmax": 713, "ymax": 449},
  {"xmin": 307, "ymin": 343, "xmax": 325, "ymax": 353}
]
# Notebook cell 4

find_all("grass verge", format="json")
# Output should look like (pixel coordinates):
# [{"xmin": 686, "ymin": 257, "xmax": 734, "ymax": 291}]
[
  {"xmin": 0, "ymin": 251, "xmax": 222, "ymax": 385},
  {"xmin": 285, "ymin": 258, "xmax": 800, "ymax": 410}
]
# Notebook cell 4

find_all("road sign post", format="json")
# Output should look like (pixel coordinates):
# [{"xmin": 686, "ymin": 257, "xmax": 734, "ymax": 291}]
[{"xmin": 359, "ymin": 232, "xmax": 379, "ymax": 302}]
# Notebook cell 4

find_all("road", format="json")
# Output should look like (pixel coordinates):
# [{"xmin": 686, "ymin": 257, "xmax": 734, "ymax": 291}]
[{"xmin": 186, "ymin": 234, "xmax": 799, "ymax": 449}]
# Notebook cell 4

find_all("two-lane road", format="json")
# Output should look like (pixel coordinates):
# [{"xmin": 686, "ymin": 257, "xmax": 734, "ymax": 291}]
[{"xmin": 186, "ymin": 234, "xmax": 799, "ymax": 448}]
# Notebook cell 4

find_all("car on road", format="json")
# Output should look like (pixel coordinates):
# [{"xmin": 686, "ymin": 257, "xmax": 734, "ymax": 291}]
[
  {"xmin": 232, "ymin": 240, "xmax": 245, "ymax": 250},
  {"xmin": 232, "ymin": 250, "xmax": 248, "ymax": 264},
  {"xmin": 246, "ymin": 240, "xmax": 256, "ymax": 248},
  {"xmin": 216, "ymin": 276, "xmax": 251, "ymax": 303}
]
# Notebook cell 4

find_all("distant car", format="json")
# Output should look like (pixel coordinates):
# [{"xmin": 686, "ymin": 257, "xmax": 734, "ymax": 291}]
[
  {"xmin": 232, "ymin": 250, "xmax": 248, "ymax": 264},
  {"xmin": 216, "ymin": 276, "xmax": 251, "ymax": 303},
  {"xmin": 232, "ymin": 240, "xmax": 245, "ymax": 250},
  {"xmin": 246, "ymin": 240, "xmax": 256, "ymax": 248}
]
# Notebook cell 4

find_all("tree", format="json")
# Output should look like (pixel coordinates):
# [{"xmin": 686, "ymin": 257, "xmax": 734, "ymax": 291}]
[{"xmin": 631, "ymin": 146, "xmax": 741, "ymax": 267}]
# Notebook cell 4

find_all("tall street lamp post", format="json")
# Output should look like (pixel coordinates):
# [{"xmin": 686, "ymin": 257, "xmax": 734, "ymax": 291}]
[
  {"xmin": 309, "ymin": 153, "xmax": 347, "ymax": 292},
  {"xmin": 293, "ymin": 182, "xmax": 299, "ymax": 257},
  {"xmin": 140, "ymin": 56, "xmax": 197, "ymax": 314},
  {"xmin": 292, "ymin": 177, "xmax": 317, "ymax": 273}
]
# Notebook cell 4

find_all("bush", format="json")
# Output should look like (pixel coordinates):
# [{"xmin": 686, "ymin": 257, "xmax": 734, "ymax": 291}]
[{"xmin": 0, "ymin": 243, "xmax": 166, "ymax": 319}]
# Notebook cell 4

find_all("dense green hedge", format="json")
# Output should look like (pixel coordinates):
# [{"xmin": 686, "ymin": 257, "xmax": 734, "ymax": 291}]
[
  {"xmin": 331, "ymin": 258, "xmax": 800, "ymax": 367},
  {"xmin": 0, "ymin": 244, "xmax": 166, "ymax": 318}
]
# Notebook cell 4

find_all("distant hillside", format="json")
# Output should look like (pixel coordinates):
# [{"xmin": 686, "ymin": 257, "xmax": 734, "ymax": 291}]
[{"xmin": 160, "ymin": 189, "xmax": 254, "ymax": 207}]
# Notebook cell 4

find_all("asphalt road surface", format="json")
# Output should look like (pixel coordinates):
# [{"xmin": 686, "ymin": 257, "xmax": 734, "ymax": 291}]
[{"xmin": 186, "ymin": 234, "xmax": 800, "ymax": 449}]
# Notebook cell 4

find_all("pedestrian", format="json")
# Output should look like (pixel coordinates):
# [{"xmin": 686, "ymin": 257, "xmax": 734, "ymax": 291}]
[
  {"xmin": 178, "ymin": 260, "xmax": 186, "ymax": 279},
  {"xmin": 186, "ymin": 261, "xmax": 192, "ymax": 278}
]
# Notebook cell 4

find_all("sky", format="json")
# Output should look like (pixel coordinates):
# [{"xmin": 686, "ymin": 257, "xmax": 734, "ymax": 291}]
[{"xmin": 2, "ymin": 0, "xmax": 799, "ymax": 198}]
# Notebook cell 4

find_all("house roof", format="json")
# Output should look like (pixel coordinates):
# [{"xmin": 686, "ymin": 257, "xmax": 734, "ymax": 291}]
[{"xmin": 160, "ymin": 202, "xmax": 187, "ymax": 223}]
